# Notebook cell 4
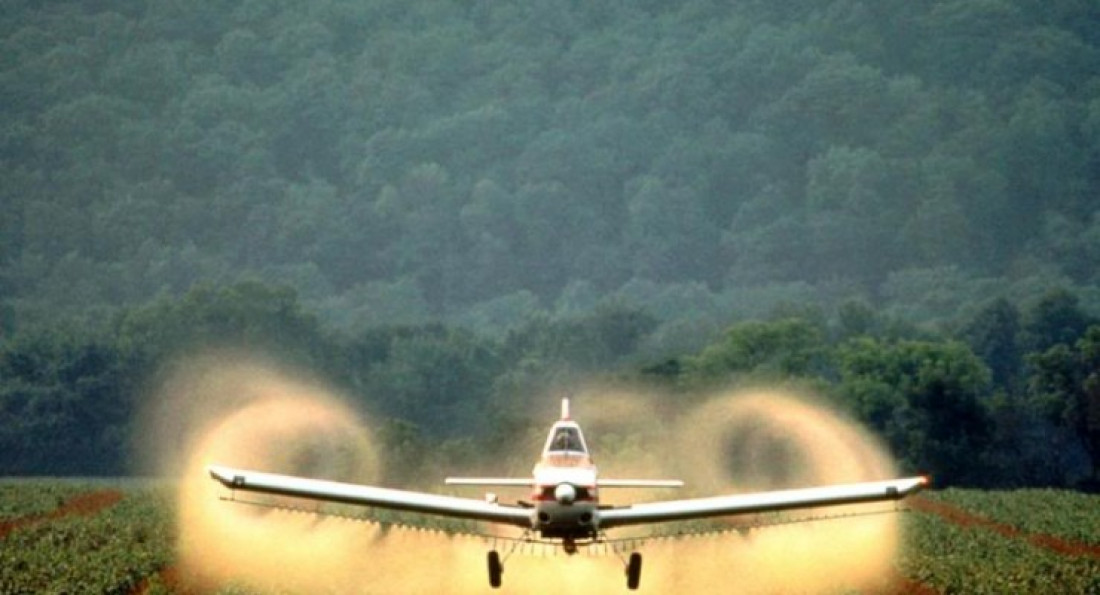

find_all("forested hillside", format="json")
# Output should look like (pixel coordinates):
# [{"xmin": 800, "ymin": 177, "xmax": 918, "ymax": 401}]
[
  {"xmin": 3, "ymin": 0, "xmax": 1100, "ymax": 335},
  {"xmin": 2, "ymin": 2, "xmax": 1100, "ymax": 488}
]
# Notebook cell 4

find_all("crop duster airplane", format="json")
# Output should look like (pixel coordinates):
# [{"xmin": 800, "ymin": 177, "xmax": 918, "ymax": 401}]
[{"xmin": 208, "ymin": 399, "xmax": 929, "ymax": 590}]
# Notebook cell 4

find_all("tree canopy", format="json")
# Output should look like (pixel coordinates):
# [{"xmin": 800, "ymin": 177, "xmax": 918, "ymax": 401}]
[
  {"xmin": 2, "ymin": 2, "xmax": 1100, "ymax": 489},
  {"xmin": 2, "ymin": 0, "xmax": 1099, "ymax": 333}
]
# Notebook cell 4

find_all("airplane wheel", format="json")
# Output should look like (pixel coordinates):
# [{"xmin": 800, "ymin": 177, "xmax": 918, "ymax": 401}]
[
  {"xmin": 626, "ymin": 552, "xmax": 642, "ymax": 590},
  {"xmin": 488, "ymin": 550, "xmax": 503, "ymax": 589}
]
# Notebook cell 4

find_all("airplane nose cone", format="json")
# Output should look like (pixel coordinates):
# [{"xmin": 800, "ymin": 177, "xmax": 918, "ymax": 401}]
[{"xmin": 554, "ymin": 483, "xmax": 577, "ymax": 505}]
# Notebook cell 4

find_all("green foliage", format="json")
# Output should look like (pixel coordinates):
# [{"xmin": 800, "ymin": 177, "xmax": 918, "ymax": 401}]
[
  {"xmin": 902, "ymin": 487, "xmax": 1100, "ymax": 593},
  {"xmin": 0, "ymin": 280, "xmax": 332, "ymax": 475},
  {"xmin": 0, "ymin": 482, "xmax": 173, "ymax": 594},
  {"xmin": 1021, "ymin": 289, "xmax": 1095, "ymax": 354},
  {"xmin": 116, "ymin": 280, "xmax": 326, "ymax": 365},
  {"xmin": 3, "ymin": 1, "xmax": 1100, "ymax": 488},
  {"xmin": 0, "ymin": 329, "xmax": 135, "ymax": 475},
  {"xmin": 685, "ymin": 317, "xmax": 830, "ymax": 384},
  {"xmin": 836, "ymin": 337, "xmax": 991, "ymax": 484},
  {"xmin": 3, "ymin": 0, "xmax": 1100, "ymax": 332},
  {"xmin": 900, "ymin": 502, "xmax": 1100, "ymax": 594},
  {"xmin": 1024, "ymin": 324, "xmax": 1100, "ymax": 485},
  {"xmin": 960, "ymin": 298, "xmax": 1022, "ymax": 388},
  {"xmin": 934, "ymin": 488, "xmax": 1100, "ymax": 546},
  {"xmin": 501, "ymin": 304, "xmax": 658, "ymax": 374},
  {"xmin": 0, "ymin": 481, "xmax": 91, "ymax": 521},
  {"xmin": 485, "ymin": 304, "xmax": 659, "ymax": 421},
  {"xmin": 3, "ymin": 276, "xmax": 1099, "ymax": 488},
  {"xmin": 358, "ymin": 325, "xmax": 502, "ymax": 438}
]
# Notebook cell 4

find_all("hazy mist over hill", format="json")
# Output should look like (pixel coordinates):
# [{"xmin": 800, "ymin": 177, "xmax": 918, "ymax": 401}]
[{"xmin": 3, "ymin": 0, "xmax": 1099, "ymax": 337}]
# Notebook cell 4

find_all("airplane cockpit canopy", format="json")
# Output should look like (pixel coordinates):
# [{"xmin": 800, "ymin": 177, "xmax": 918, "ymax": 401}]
[{"xmin": 544, "ymin": 422, "xmax": 588, "ymax": 455}]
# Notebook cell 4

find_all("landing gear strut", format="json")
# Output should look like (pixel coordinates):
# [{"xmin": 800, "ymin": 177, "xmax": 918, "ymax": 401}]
[
  {"xmin": 488, "ymin": 550, "xmax": 503, "ymax": 589},
  {"xmin": 626, "ymin": 552, "xmax": 642, "ymax": 590}
]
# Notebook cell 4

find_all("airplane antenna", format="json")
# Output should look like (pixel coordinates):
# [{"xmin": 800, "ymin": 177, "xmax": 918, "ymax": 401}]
[{"xmin": 561, "ymin": 398, "xmax": 571, "ymax": 420}]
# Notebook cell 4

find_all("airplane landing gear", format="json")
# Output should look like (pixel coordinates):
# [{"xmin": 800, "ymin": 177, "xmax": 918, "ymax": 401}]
[
  {"xmin": 626, "ymin": 552, "xmax": 642, "ymax": 590},
  {"xmin": 487, "ymin": 550, "xmax": 503, "ymax": 589}
]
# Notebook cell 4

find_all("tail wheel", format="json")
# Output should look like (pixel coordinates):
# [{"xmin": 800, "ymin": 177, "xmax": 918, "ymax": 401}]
[
  {"xmin": 626, "ymin": 552, "xmax": 642, "ymax": 590},
  {"xmin": 488, "ymin": 550, "xmax": 503, "ymax": 589}
]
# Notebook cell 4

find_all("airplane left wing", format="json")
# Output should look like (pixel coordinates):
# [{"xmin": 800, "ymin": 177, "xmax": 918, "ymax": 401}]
[
  {"xmin": 599, "ymin": 476, "xmax": 928, "ymax": 529},
  {"xmin": 208, "ymin": 465, "xmax": 532, "ymax": 528}
]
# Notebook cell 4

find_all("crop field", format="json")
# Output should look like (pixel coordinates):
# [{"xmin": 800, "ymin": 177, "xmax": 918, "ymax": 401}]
[{"xmin": 1, "ymin": 480, "xmax": 1098, "ymax": 594}]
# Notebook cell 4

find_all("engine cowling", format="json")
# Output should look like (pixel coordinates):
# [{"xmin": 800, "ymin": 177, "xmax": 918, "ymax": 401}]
[{"xmin": 554, "ymin": 483, "xmax": 577, "ymax": 505}]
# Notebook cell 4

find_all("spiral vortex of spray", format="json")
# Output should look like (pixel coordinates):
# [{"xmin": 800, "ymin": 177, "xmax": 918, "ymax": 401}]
[{"xmin": 143, "ymin": 361, "xmax": 903, "ymax": 593}]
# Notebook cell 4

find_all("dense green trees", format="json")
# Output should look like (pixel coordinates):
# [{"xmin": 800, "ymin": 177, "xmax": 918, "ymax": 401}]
[
  {"xmin": 686, "ymin": 317, "xmax": 828, "ymax": 381},
  {"xmin": 658, "ymin": 289, "xmax": 1099, "ymax": 487},
  {"xmin": 2, "ymin": 2, "xmax": 1099, "ymax": 488},
  {"xmin": 0, "ymin": 328, "xmax": 135, "ymax": 475},
  {"xmin": 1024, "ymin": 325, "xmax": 1100, "ymax": 485},
  {"xmin": 3, "ymin": 0, "xmax": 1100, "ymax": 332},
  {"xmin": 0, "ymin": 279, "xmax": 1098, "ymax": 489},
  {"xmin": 837, "ymin": 338, "xmax": 991, "ymax": 485}
]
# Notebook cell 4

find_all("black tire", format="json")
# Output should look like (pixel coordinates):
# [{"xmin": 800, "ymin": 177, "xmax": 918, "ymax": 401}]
[
  {"xmin": 488, "ymin": 550, "xmax": 503, "ymax": 589},
  {"xmin": 626, "ymin": 552, "xmax": 642, "ymax": 590}
]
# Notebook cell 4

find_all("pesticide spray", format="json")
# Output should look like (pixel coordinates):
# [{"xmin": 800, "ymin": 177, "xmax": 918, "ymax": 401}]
[{"xmin": 141, "ymin": 357, "xmax": 903, "ymax": 593}]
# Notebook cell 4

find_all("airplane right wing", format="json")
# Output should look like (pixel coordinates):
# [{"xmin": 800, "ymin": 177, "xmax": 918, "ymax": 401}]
[{"xmin": 598, "ymin": 476, "xmax": 928, "ymax": 529}]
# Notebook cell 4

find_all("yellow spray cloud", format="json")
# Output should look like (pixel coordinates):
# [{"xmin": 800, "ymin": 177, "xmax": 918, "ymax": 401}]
[{"xmin": 143, "ymin": 358, "xmax": 903, "ymax": 593}]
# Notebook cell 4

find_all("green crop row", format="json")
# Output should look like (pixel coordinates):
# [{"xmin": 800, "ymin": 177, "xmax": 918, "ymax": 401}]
[
  {"xmin": 928, "ymin": 488, "xmax": 1100, "ymax": 547},
  {"xmin": 3, "ymin": 482, "xmax": 1100, "ymax": 593},
  {"xmin": 0, "ymin": 481, "xmax": 99, "ymax": 521},
  {"xmin": 0, "ymin": 485, "xmax": 173, "ymax": 594},
  {"xmin": 899, "ymin": 506, "xmax": 1100, "ymax": 594}
]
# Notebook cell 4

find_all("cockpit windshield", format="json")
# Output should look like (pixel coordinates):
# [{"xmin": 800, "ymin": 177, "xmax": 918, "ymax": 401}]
[{"xmin": 545, "ymin": 424, "xmax": 587, "ymax": 454}]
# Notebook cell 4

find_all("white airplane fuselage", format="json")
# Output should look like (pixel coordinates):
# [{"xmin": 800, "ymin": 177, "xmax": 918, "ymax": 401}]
[
  {"xmin": 532, "ymin": 452, "xmax": 599, "ymax": 542},
  {"xmin": 530, "ymin": 416, "xmax": 599, "ymax": 548}
]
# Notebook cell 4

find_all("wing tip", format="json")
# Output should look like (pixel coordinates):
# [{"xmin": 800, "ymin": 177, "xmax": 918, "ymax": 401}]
[{"xmin": 207, "ymin": 464, "xmax": 242, "ymax": 488}]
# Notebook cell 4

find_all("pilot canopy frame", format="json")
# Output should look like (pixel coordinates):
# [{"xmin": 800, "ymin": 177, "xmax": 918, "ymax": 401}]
[{"xmin": 544, "ymin": 421, "xmax": 588, "ymax": 456}]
